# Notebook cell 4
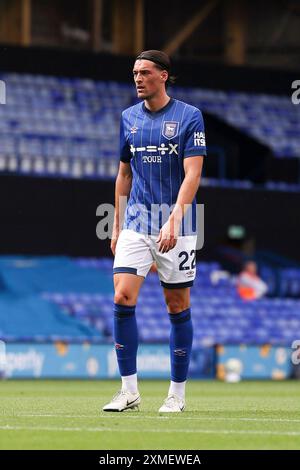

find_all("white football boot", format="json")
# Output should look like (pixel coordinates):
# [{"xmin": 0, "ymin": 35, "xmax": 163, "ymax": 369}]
[
  {"xmin": 102, "ymin": 390, "xmax": 141, "ymax": 412},
  {"xmin": 158, "ymin": 394, "xmax": 185, "ymax": 413}
]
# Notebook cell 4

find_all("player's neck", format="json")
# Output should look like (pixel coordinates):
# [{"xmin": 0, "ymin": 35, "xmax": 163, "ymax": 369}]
[{"xmin": 144, "ymin": 93, "xmax": 170, "ymax": 113}]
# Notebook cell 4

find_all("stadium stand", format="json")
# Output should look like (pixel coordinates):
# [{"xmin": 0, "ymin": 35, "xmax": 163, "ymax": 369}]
[
  {"xmin": 0, "ymin": 256, "xmax": 112, "ymax": 342},
  {"xmin": 0, "ymin": 73, "xmax": 299, "ymax": 184},
  {"xmin": 1, "ymin": 255, "xmax": 299, "ymax": 347}
]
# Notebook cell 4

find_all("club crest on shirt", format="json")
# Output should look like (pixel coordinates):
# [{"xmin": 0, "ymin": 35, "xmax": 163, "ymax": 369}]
[
  {"xmin": 162, "ymin": 121, "xmax": 179, "ymax": 140},
  {"xmin": 130, "ymin": 126, "xmax": 138, "ymax": 134}
]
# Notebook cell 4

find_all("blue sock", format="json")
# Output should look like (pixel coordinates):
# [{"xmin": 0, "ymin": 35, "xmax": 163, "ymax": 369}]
[
  {"xmin": 113, "ymin": 303, "xmax": 138, "ymax": 376},
  {"xmin": 169, "ymin": 308, "xmax": 193, "ymax": 383}
]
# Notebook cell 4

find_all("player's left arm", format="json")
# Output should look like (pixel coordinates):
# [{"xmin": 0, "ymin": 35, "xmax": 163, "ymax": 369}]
[
  {"xmin": 156, "ymin": 156, "xmax": 204, "ymax": 253},
  {"xmin": 157, "ymin": 107, "xmax": 206, "ymax": 253}
]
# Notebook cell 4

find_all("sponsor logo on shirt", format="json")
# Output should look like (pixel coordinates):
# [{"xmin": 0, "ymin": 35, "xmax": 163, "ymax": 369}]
[
  {"xmin": 193, "ymin": 131, "xmax": 206, "ymax": 147},
  {"xmin": 130, "ymin": 143, "xmax": 178, "ymax": 159}
]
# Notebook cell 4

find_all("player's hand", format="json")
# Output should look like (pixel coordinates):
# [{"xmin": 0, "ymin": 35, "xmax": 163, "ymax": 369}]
[{"xmin": 156, "ymin": 217, "xmax": 180, "ymax": 253}]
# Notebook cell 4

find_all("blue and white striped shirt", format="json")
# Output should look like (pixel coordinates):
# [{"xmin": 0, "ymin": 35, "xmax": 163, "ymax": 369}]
[{"xmin": 120, "ymin": 98, "xmax": 206, "ymax": 235}]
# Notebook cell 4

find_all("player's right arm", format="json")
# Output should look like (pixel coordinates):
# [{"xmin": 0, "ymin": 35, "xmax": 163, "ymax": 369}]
[
  {"xmin": 111, "ymin": 113, "xmax": 132, "ymax": 255},
  {"xmin": 111, "ymin": 161, "xmax": 132, "ymax": 255}
]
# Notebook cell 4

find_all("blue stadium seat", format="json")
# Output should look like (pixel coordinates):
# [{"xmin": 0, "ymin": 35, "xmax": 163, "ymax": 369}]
[{"xmin": 1, "ymin": 72, "xmax": 299, "ymax": 182}]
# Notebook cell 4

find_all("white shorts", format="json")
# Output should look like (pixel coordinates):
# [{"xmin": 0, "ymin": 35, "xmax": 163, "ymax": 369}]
[{"xmin": 113, "ymin": 229, "xmax": 197, "ymax": 289}]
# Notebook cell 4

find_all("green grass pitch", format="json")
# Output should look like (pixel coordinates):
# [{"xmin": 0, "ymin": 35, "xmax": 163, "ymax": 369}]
[{"xmin": 0, "ymin": 379, "xmax": 299, "ymax": 450}]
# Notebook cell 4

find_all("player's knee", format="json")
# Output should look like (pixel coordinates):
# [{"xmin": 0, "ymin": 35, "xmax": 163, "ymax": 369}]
[
  {"xmin": 164, "ymin": 291, "xmax": 189, "ymax": 313},
  {"xmin": 165, "ymin": 297, "xmax": 185, "ymax": 313},
  {"xmin": 114, "ymin": 290, "xmax": 135, "ymax": 306},
  {"xmin": 167, "ymin": 302, "xmax": 185, "ymax": 313}
]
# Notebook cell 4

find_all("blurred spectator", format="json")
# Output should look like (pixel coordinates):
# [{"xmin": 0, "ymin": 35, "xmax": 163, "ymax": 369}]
[{"xmin": 237, "ymin": 261, "xmax": 268, "ymax": 300}]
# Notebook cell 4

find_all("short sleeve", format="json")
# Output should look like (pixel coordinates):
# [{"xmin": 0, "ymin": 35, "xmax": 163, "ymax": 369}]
[
  {"xmin": 183, "ymin": 108, "xmax": 207, "ymax": 158},
  {"xmin": 120, "ymin": 116, "xmax": 131, "ymax": 163}
]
